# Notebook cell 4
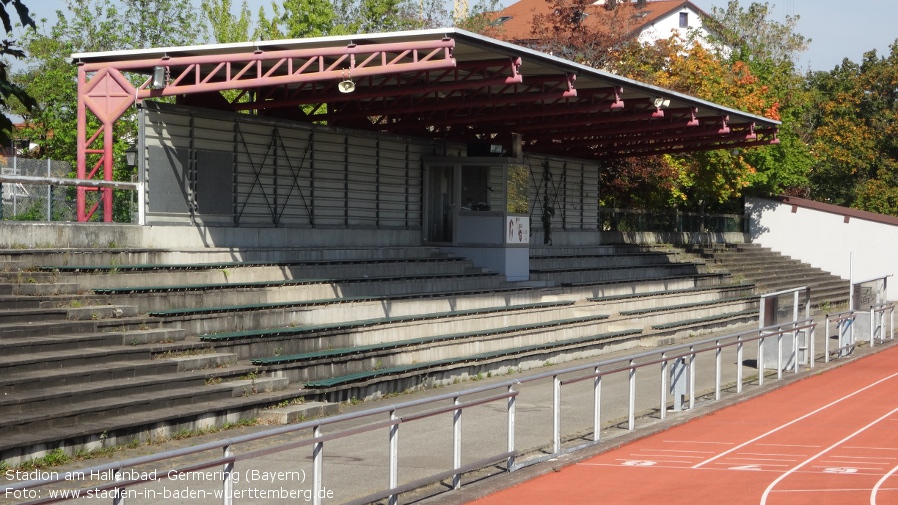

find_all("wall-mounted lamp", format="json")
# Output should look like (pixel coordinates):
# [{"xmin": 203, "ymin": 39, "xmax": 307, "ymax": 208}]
[
  {"xmin": 151, "ymin": 66, "xmax": 166, "ymax": 89},
  {"xmin": 125, "ymin": 144, "xmax": 139, "ymax": 167},
  {"xmin": 653, "ymin": 97, "xmax": 671, "ymax": 109},
  {"xmin": 338, "ymin": 70, "xmax": 355, "ymax": 93}
]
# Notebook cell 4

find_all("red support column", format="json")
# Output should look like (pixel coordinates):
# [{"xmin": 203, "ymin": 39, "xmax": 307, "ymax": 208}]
[{"xmin": 76, "ymin": 66, "xmax": 88, "ymax": 222}]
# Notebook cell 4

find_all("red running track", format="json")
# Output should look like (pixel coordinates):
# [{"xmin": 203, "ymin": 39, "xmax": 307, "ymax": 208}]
[{"xmin": 473, "ymin": 343, "xmax": 898, "ymax": 505}]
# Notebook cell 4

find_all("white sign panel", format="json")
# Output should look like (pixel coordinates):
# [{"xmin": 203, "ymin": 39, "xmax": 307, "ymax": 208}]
[{"xmin": 506, "ymin": 216, "xmax": 529, "ymax": 245}]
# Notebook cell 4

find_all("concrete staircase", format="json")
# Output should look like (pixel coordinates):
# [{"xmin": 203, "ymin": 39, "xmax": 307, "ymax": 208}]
[{"xmin": 684, "ymin": 243, "xmax": 851, "ymax": 313}]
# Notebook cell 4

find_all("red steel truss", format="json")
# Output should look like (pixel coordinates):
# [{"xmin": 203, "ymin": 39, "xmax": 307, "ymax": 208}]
[
  {"xmin": 74, "ymin": 32, "xmax": 778, "ymax": 222},
  {"xmin": 75, "ymin": 39, "xmax": 456, "ymax": 221}
]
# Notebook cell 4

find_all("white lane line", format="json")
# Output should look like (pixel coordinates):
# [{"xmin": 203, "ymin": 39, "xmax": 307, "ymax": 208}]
[
  {"xmin": 737, "ymin": 452, "xmax": 809, "ymax": 457},
  {"xmin": 760, "ymin": 405, "xmax": 898, "ymax": 505},
  {"xmin": 724, "ymin": 457, "xmax": 801, "ymax": 462},
  {"xmin": 870, "ymin": 463, "xmax": 898, "ymax": 505},
  {"xmin": 829, "ymin": 455, "xmax": 898, "ymax": 460},
  {"xmin": 756, "ymin": 443, "xmax": 821, "ymax": 448},
  {"xmin": 641, "ymin": 449, "xmax": 717, "ymax": 454},
  {"xmin": 692, "ymin": 370, "xmax": 898, "ymax": 469}
]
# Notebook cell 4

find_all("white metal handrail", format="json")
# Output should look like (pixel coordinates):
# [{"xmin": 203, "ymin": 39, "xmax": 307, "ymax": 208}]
[
  {"xmin": 824, "ymin": 309, "xmax": 857, "ymax": 362},
  {"xmin": 1, "ymin": 318, "xmax": 846, "ymax": 505}
]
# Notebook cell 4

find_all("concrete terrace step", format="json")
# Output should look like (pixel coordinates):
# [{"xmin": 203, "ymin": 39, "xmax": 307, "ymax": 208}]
[
  {"xmin": 146, "ymin": 286, "xmax": 544, "ymax": 318},
  {"xmin": 529, "ymin": 252, "xmax": 702, "ymax": 270},
  {"xmin": 251, "ymin": 316, "xmax": 634, "ymax": 385},
  {"xmin": 0, "ymin": 328, "xmax": 186, "ymax": 356},
  {"xmin": 0, "ymin": 365, "xmax": 267, "ymax": 414},
  {"xmin": 0, "ymin": 383, "xmax": 304, "ymax": 465},
  {"xmin": 0, "ymin": 246, "xmax": 449, "ymax": 269},
  {"xmin": 533, "ymin": 264, "xmax": 708, "ymax": 285},
  {"xmin": 48, "ymin": 259, "xmax": 484, "ymax": 291},
  {"xmin": 0, "ymin": 371, "xmax": 288, "ymax": 434},
  {"xmin": 0, "ymin": 282, "xmax": 82, "ymax": 296},
  {"xmin": 299, "ymin": 328, "xmax": 646, "ymax": 402}
]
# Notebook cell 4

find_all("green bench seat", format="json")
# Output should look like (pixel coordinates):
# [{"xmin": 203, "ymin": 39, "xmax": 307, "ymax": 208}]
[
  {"xmin": 252, "ymin": 312, "xmax": 614, "ymax": 365},
  {"xmin": 38, "ymin": 257, "xmax": 464, "ymax": 273},
  {"xmin": 93, "ymin": 271, "xmax": 498, "ymax": 295},
  {"xmin": 619, "ymin": 295, "xmax": 757, "ymax": 316},
  {"xmin": 586, "ymin": 284, "xmax": 756, "ymax": 303},
  {"xmin": 200, "ymin": 301, "xmax": 588, "ymax": 342},
  {"xmin": 147, "ymin": 286, "xmax": 536, "ymax": 318},
  {"xmin": 303, "ymin": 328, "xmax": 644, "ymax": 388},
  {"xmin": 650, "ymin": 308, "xmax": 760, "ymax": 330},
  {"xmin": 561, "ymin": 272, "xmax": 728, "ymax": 288}
]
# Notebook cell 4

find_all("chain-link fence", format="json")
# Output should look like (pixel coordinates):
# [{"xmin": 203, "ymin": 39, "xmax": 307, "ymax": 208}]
[{"xmin": 1, "ymin": 158, "xmax": 77, "ymax": 221}]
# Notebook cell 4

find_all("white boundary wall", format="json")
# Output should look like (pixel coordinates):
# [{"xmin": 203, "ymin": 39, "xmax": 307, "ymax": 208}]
[{"xmin": 746, "ymin": 196, "xmax": 898, "ymax": 301}]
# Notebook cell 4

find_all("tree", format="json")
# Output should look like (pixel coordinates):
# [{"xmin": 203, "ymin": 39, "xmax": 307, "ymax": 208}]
[
  {"xmin": 256, "ymin": 0, "xmax": 447, "ymax": 40},
  {"xmin": 0, "ymin": 0, "xmax": 36, "ymax": 147},
  {"xmin": 14, "ymin": 0, "xmax": 205, "ymax": 220},
  {"xmin": 808, "ymin": 43, "xmax": 898, "ymax": 215},
  {"xmin": 202, "ymin": 0, "xmax": 252, "ymax": 44},
  {"xmin": 528, "ymin": 0, "xmax": 645, "ymax": 69}
]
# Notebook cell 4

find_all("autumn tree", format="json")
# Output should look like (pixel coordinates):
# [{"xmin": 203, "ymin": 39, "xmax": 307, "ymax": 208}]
[
  {"xmin": 600, "ymin": 1, "xmax": 813, "ymax": 211},
  {"xmin": 808, "ymin": 43, "xmax": 898, "ymax": 215},
  {"xmin": 528, "ymin": 0, "xmax": 645, "ymax": 69}
]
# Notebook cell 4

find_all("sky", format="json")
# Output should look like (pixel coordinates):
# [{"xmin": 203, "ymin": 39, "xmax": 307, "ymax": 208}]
[{"xmin": 17, "ymin": 0, "xmax": 898, "ymax": 72}]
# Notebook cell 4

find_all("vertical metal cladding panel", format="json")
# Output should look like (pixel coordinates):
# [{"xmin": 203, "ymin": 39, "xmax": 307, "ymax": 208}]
[
  {"xmin": 378, "ymin": 139, "xmax": 414, "ymax": 228},
  {"xmin": 347, "ymin": 136, "xmax": 378, "ymax": 227},
  {"xmin": 144, "ymin": 109, "xmax": 193, "ymax": 223},
  {"xmin": 582, "ymin": 162, "xmax": 600, "ymax": 229},
  {"xmin": 563, "ymin": 162, "xmax": 582, "ymax": 230},
  {"xmin": 312, "ymin": 130, "xmax": 350, "ymax": 227},
  {"xmin": 143, "ymin": 102, "xmax": 438, "ymax": 230},
  {"xmin": 270, "ymin": 126, "xmax": 314, "ymax": 226},
  {"xmin": 233, "ymin": 121, "xmax": 282, "ymax": 225},
  {"xmin": 526, "ymin": 155, "xmax": 600, "ymax": 232}
]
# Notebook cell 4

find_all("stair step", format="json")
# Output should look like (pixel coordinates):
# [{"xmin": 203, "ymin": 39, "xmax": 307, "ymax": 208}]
[
  {"xmin": 0, "ymin": 328, "xmax": 187, "ymax": 356},
  {"xmin": 0, "ymin": 386, "xmax": 306, "ymax": 465},
  {"xmin": 0, "ymin": 367, "xmax": 259, "ymax": 413},
  {"xmin": 0, "ymin": 376, "xmax": 290, "ymax": 436}
]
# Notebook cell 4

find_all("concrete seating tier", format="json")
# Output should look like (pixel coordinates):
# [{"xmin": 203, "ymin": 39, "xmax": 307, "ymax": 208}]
[
  {"xmin": 197, "ymin": 302, "xmax": 601, "ymax": 360},
  {"xmin": 296, "ymin": 328, "xmax": 645, "ymax": 402},
  {"xmin": 0, "ymin": 309, "xmax": 295, "ymax": 465},
  {"xmin": 0, "ymin": 243, "xmax": 792, "ymax": 466},
  {"xmin": 249, "ymin": 313, "xmax": 625, "ymax": 387}
]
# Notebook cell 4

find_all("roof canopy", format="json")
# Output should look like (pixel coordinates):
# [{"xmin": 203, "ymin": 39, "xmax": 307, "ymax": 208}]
[{"xmin": 72, "ymin": 28, "xmax": 778, "ymax": 220}]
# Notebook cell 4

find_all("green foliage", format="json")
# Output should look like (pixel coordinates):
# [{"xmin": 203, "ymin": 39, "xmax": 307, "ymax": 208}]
[
  {"xmin": 0, "ymin": 0, "xmax": 37, "ymax": 146},
  {"xmin": 202, "ymin": 0, "xmax": 252, "ymax": 43},
  {"xmin": 808, "ymin": 42, "xmax": 898, "ymax": 214},
  {"xmin": 13, "ymin": 0, "xmax": 204, "ymax": 222}
]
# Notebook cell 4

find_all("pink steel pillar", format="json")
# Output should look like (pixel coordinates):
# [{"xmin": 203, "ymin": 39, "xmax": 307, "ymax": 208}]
[
  {"xmin": 76, "ymin": 66, "xmax": 87, "ymax": 222},
  {"xmin": 76, "ymin": 65, "xmax": 136, "ymax": 222}
]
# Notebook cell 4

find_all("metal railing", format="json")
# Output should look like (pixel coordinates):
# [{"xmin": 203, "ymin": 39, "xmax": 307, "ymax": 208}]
[
  {"xmin": 823, "ymin": 302, "xmax": 895, "ymax": 362},
  {"xmin": 2, "ymin": 318, "xmax": 834, "ymax": 505},
  {"xmin": 598, "ymin": 207, "xmax": 745, "ymax": 233},
  {"xmin": 0, "ymin": 172, "xmax": 141, "ymax": 223}
]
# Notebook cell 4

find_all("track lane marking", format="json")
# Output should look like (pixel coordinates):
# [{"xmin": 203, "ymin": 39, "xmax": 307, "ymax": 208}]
[
  {"xmin": 692, "ymin": 370, "xmax": 898, "ymax": 469},
  {"xmin": 760, "ymin": 405, "xmax": 898, "ymax": 505},
  {"xmin": 870, "ymin": 462, "xmax": 898, "ymax": 505}
]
